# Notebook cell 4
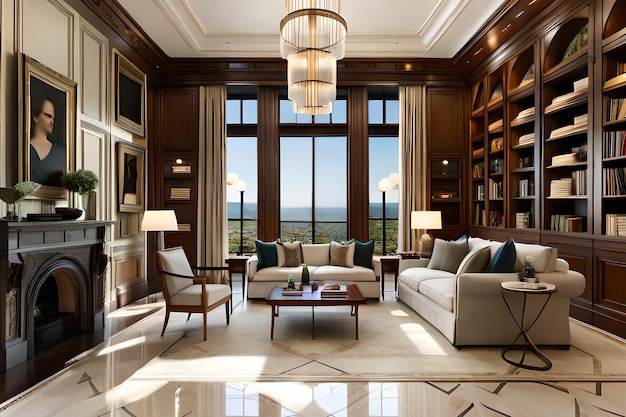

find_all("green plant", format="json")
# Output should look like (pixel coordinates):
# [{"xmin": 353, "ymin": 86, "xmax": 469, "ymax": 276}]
[
  {"xmin": 63, "ymin": 170, "xmax": 98, "ymax": 195},
  {"xmin": 0, "ymin": 181, "xmax": 40, "ymax": 204}
]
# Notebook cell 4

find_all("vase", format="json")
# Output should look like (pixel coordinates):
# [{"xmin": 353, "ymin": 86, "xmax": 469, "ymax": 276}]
[
  {"xmin": 82, "ymin": 192, "xmax": 96, "ymax": 220},
  {"xmin": 6, "ymin": 202, "xmax": 20, "ymax": 221}
]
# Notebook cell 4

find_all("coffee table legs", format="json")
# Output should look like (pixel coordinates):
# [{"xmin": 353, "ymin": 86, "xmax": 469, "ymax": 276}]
[{"xmin": 269, "ymin": 304, "xmax": 360, "ymax": 340}]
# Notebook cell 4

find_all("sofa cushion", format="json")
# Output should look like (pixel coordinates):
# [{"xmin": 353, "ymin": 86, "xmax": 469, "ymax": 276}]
[
  {"xmin": 513, "ymin": 242, "xmax": 558, "ymax": 272},
  {"xmin": 255, "ymin": 240, "xmax": 278, "ymax": 270},
  {"xmin": 427, "ymin": 236, "xmax": 469, "ymax": 273},
  {"xmin": 348, "ymin": 239, "xmax": 374, "ymax": 269},
  {"xmin": 485, "ymin": 238, "xmax": 517, "ymax": 272},
  {"xmin": 398, "ymin": 268, "xmax": 455, "ymax": 292},
  {"xmin": 419, "ymin": 278, "xmax": 455, "ymax": 312},
  {"xmin": 330, "ymin": 241, "xmax": 355, "ymax": 267},
  {"xmin": 456, "ymin": 246, "xmax": 491, "ymax": 275},
  {"xmin": 314, "ymin": 265, "xmax": 377, "ymax": 282},
  {"xmin": 277, "ymin": 241, "xmax": 303, "ymax": 267},
  {"xmin": 468, "ymin": 236, "xmax": 491, "ymax": 252}
]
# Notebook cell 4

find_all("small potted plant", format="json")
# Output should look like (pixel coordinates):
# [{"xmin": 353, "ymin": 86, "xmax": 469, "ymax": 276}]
[
  {"xmin": 63, "ymin": 169, "xmax": 98, "ymax": 219},
  {"xmin": 518, "ymin": 256, "xmax": 536, "ymax": 283},
  {"xmin": 0, "ymin": 181, "xmax": 40, "ymax": 221}
]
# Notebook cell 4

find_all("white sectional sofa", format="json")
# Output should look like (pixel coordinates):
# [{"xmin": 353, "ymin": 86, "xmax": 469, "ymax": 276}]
[
  {"xmin": 247, "ymin": 241, "xmax": 381, "ymax": 299},
  {"xmin": 397, "ymin": 236, "xmax": 586, "ymax": 347}
]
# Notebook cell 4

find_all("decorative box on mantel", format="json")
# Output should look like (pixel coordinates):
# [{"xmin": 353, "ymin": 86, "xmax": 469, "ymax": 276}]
[{"xmin": 0, "ymin": 219, "xmax": 115, "ymax": 371}]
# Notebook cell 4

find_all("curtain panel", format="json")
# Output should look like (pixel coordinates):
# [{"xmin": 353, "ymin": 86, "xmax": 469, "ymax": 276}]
[
  {"xmin": 398, "ymin": 85, "xmax": 427, "ymax": 253},
  {"xmin": 198, "ymin": 85, "xmax": 229, "ymax": 284}
]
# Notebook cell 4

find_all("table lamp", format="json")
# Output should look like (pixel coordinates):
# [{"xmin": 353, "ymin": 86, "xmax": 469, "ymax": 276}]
[
  {"xmin": 141, "ymin": 209, "xmax": 178, "ymax": 250},
  {"xmin": 410, "ymin": 211, "xmax": 442, "ymax": 257}
]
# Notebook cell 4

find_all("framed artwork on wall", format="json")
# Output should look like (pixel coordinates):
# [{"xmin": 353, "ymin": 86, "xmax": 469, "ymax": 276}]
[
  {"xmin": 117, "ymin": 141, "xmax": 145, "ymax": 213},
  {"xmin": 22, "ymin": 55, "xmax": 77, "ymax": 200},
  {"xmin": 113, "ymin": 49, "xmax": 146, "ymax": 137}
]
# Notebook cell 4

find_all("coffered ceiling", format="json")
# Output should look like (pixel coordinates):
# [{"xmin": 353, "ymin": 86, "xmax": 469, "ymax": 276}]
[{"xmin": 116, "ymin": 0, "xmax": 509, "ymax": 59}]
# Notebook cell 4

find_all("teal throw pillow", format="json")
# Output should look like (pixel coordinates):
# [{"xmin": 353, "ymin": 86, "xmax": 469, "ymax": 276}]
[
  {"xmin": 255, "ymin": 240, "xmax": 278, "ymax": 270},
  {"xmin": 348, "ymin": 239, "xmax": 374, "ymax": 269},
  {"xmin": 485, "ymin": 238, "xmax": 517, "ymax": 272}
]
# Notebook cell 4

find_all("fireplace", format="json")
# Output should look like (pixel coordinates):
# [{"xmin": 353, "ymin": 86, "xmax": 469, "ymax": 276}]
[{"xmin": 0, "ymin": 220, "xmax": 113, "ymax": 371}]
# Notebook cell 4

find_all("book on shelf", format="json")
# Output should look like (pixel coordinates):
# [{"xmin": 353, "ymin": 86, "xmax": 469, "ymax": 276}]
[
  {"xmin": 549, "ymin": 178, "xmax": 573, "ymax": 197},
  {"xmin": 517, "ymin": 132, "xmax": 535, "ymax": 146},
  {"xmin": 551, "ymin": 152, "xmax": 578, "ymax": 166},
  {"xmin": 515, "ymin": 212, "xmax": 531, "ymax": 229},
  {"xmin": 489, "ymin": 211, "xmax": 503, "ymax": 227},
  {"xmin": 549, "ymin": 123, "xmax": 587, "ymax": 139},
  {"xmin": 515, "ymin": 107, "xmax": 535, "ymax": 119},
  {"xmin": 606, "ymin": 213, "xmax": 626, "ymax": 236},
  {"xmin": 550, "ymin": 214, "xmax": 584, "ymax": 232},
  {"xmin": 171, "ymin": 165, "xmax": 192, "ymax": 174},
  {"xmin": 602, "ymin": 166, "xmax": 626, "ymax": 196},
  {"xmin": 321, "ymin": 283, "xmax": 348, "ymax": 297},
  {"xmin": 573, "ymin": 77, "xmax": 589, "ymax": 92},
  {"xmin": 603, "ymin": 130, "xmax": 626, "ymax": 158},
  {"xmin": 472, "ymin": 162, "xmax": 484, "ymax": 179},
  {"xmin": 571, "ymin": 169, "xmax": 587, "ymax": 195},
  {"xmin": 574, "ymin": 113, "xmax": 588, "ymax": 126}
]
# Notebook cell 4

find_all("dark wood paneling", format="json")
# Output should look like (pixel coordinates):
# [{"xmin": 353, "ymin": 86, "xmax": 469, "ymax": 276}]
[
  {"xmin": 257, "ymin": 87, "xmax": 280, "ymax": 241},
  {"xmin": 347, "ymin": 87, "xmax": 369, "ymax": 241},
  {"xmin": 426, "ymin": 88, "xmax": 466, "ymax": 154},
  {"xmin": 161, "ymin": 89, "xmax": 199, "ymax": 151}
]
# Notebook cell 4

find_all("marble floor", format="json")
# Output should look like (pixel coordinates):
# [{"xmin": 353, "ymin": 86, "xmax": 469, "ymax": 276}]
[{"xmin": 1, "ymin": 282, "xmax": 626, "ymax": 416}]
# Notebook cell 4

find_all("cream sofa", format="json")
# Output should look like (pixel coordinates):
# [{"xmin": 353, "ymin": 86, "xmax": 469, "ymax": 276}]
[
  {"xmin": 247, "ymin": 242, "xmax": 381, "ymax": 299},
  {"xmin": 397, "ymin": 237, "xmax": 586, "ymax": 346}
]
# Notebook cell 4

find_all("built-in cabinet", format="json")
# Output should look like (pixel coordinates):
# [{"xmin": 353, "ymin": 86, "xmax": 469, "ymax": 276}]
[{"xmin": 467, "ymin": 0, "xmax": 626, "ymax": 338}]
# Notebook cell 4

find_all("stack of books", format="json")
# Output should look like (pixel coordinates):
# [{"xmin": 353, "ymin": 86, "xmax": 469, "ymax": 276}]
[
  {"xmin": 515, "ymin": 107, "xmax": 535, "ymax": 120},
  {"xmin": 282, "ymin": 288, "xmax": 303, "ymax": 296},
  {"xmin": 516, "ymin": 212, "xmax": 531, "ymax": 229},
  {"xmin": 551, "ymin": 152, "xmax": 578, "ymax": 166},
  {"xmin": 517, "ymin": 132, "xmax": 535, "ymax": 146},
  {"xmin": 550, "ymin": 214, "xmax": 584, "ymax": 232},
  {"xmin": 488, "ymin": 119, "xmax": 503, "ymax": 132},
  {"xmin": 321, "ymin": 284, "xmax": 348, "ymax": 297},
  {"xmin": 549, "ymin": 178, "xmax": 573, "ymax": 197},
  {"xmin": 572, "ymin": 169, "xmax": 587, "ymax": 195},
  {"xmin": 606, "ymin": 213, "xmax": 626, "ymax": 236}
]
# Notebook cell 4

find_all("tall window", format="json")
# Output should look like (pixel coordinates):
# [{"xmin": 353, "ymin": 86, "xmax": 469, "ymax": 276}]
[
  {"xmin": 226, "ymin": 87, "xmax": 258, "ymax": 253},
  {"xmin": 368, "ymin": 87, "xmax": 400, "ymax": 255},
  {"xmin": 279, "ymin": 89, "xmax": 348, "ymax": 243}
]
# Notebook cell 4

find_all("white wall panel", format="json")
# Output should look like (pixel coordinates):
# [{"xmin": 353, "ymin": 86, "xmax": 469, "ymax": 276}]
[
  {"xmin": 22, "ymin": 0, "xmax": 74, "ymax": 78},
  {"xmin": 80, "ymin": 22, "xmax": 108, "ymax": 124}
]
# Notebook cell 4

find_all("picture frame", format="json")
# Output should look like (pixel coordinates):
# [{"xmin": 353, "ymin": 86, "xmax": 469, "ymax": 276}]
[
  {"xmin": 113, "ymin": 49, "xmax": 146, "ymax": 137},
  {"xmin": 117, "ymin": 141, "xmax": 145, "ymax": 213},
  {"xmin": 22, "ymin": 55, "xmax": 77, "ymax": 200}
]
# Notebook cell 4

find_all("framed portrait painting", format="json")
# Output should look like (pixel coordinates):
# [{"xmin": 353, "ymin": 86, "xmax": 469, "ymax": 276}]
[
  {"xmin": 117, "ymin": 141, "xmax": 145, "ymax": 213},
  {"xmin": 22, "ymin": 55, "xmax": 77, "ymax": 200}
]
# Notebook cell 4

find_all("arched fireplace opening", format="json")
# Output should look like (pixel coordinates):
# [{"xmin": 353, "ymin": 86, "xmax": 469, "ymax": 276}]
[
  {"xmin": 33, "ymin": 272, "xmax": 80, "ymax": 351},
  {"xmin": 24, "ymin": 257, "xmax": 90, "ymax": 358}
]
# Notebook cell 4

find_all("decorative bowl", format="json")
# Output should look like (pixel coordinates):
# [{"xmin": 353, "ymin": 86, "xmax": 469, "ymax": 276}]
[{"xmin": 55, "ymin": 207, "xmax": 83, "ymax": 220}]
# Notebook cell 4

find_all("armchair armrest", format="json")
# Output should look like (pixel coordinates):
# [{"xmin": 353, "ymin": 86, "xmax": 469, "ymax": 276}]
[
  {"xmin": 399, "ymin": 258, "xmax": 430, "ymax": 273},
  {"xmin": 247, "ymin": 255, "xmax": 259, "ymax": 279}
]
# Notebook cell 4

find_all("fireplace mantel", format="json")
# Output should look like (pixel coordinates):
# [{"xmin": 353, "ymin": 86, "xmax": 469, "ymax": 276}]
[{"xmin": 0, "ymin": 220, "xmax": 115, "ymax": 371}]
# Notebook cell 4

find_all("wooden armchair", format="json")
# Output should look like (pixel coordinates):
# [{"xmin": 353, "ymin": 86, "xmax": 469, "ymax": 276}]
[{"xmin": 156, "ymin": 246, "xmax": 231, "ymax": 340}]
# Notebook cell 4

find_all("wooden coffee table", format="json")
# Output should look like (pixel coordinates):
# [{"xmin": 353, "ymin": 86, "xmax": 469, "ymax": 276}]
[{"xmin": 265, "ymin": 284, "xmax": 367, "ymax": 340}]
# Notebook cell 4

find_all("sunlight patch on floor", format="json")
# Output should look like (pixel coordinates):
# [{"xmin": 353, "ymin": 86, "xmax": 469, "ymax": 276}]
[{"xmin": 400, "ymin": 323, "xmax": 447, "ymax": 355}]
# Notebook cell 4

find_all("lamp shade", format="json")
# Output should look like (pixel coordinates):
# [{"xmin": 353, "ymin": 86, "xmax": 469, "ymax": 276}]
[
  {"xmin": 410, "ymin": 211, "xmax": 442, "ymax": 230},
  {"xmin": 141, "ymin": 210, "xmax": 178, "ymax": 232},
  {"xmin": 233, "ymin": 179, "xmax": 247, "ymax": 193},
  {"xmin": 226, "ymin": 172, "xmax": 239, "ymax": 185}
]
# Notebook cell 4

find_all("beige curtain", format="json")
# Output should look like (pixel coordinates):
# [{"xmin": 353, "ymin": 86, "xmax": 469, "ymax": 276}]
[
  {"xmin": 398, "ymin": 85, "xmax": 427, "ymax": 253},
  {"xmin": 198, "ymin": 85, "xmax": 228, "ymax": 284}
]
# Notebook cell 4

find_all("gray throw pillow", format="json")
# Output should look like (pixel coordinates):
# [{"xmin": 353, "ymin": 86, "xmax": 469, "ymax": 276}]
[
  {"xmin": 456, "ymin": 246, "xmax": 491, "ymax": 275},
  {"xmin": 330, "ymin": 241, "xmax": 355, "ymax": 267},
  {"xmin": 277, "ymin": 241, "xmax": 302, "ymax": 267},
  {"xmin": 427, "ymin": 236, "xmax": 469, "ymax": 273}
]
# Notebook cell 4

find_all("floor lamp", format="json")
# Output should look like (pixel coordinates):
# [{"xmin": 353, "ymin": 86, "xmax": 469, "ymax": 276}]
[
  {"xmin": 410, "ymin": 211, "xmax": 442, "ymax": 257},
  {"xmin": 378, "ymin": 173, "xmax": 399, "ymax": 255},
  {"xmin": 141, "ymin": 209, "xmax": 179, "ymax": 251},
  {"xmin": 233, "ymin": 179, "xmax": 247, "ymax": 256}
]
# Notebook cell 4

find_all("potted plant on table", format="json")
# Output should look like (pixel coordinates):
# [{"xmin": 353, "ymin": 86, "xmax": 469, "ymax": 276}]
[
  {"xmin": 63, "ymin": 169, "xmax": 98, "ymax": 220},
  {"xmin": 518, "ymin": 256, "xmax": 536, "ymax": 283},
  {"xmin": 0, "ymin": 181, "xmax": 40, "ymax": 221}
]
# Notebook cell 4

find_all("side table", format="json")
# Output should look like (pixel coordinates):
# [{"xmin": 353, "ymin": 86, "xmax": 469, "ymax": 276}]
[
  {"xmin": 500, "ymin": 281, "xmax": 557, "ymax": 371},
  {"xmin": 226, "ymin": 255, "xmax": 249, "ymax": 312},
  {"xmin": 376, "ymin": 255, "xmax": 400, "ymax": 300}
]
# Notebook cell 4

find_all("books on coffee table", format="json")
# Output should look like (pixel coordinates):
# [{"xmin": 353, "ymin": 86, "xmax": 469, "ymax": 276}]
[
  {"xmin": 321, "ymin": 283, "xmax": 348, "ymax": 297},
  {"xmin": 282, "ymin": 288, "xmax": 303, "ymax": 296}
]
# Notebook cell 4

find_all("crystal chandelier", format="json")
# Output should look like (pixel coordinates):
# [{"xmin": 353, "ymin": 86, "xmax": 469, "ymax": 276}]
[{"xmin": 280, "ymin": 0, "xmax": 347, "ymax": 114}]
